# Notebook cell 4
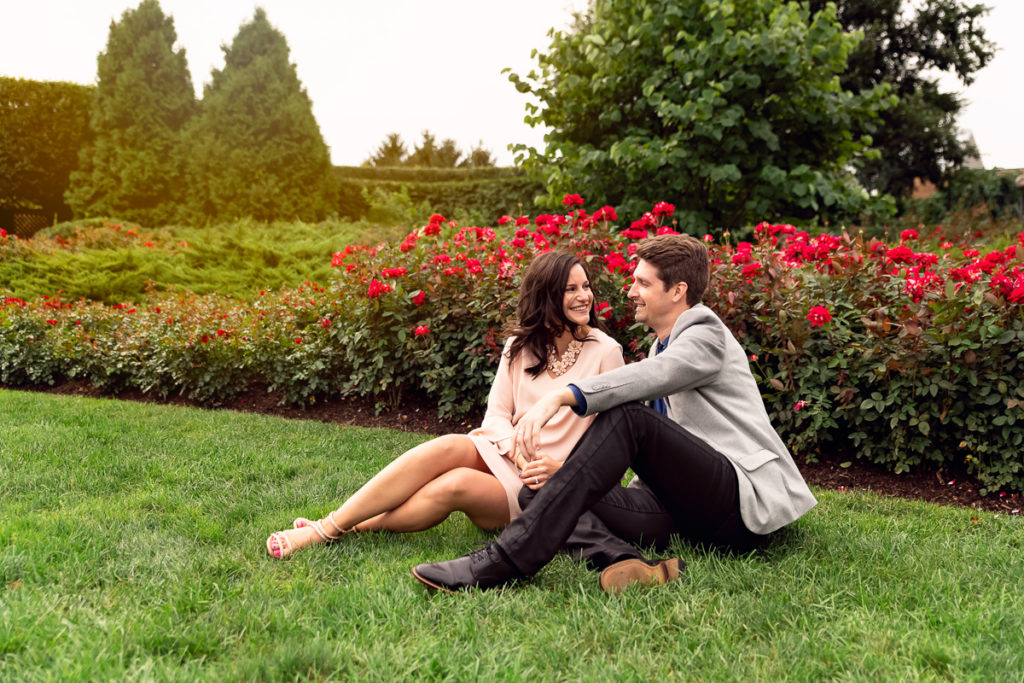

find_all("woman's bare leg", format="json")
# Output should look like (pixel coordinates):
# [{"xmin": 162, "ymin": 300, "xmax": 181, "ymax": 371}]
[
  {"xmin": 267, "ymin": 434, "xmax": 496, "ymax": 557},
  {"xmin": 357, "ymin": 467, "xmax": 509, "ymax": 532}
]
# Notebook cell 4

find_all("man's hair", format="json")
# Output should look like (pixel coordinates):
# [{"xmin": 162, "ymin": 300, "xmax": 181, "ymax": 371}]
[{"xmin": 635, "ymin": 233, "xmax": 710, "ymax": 306}]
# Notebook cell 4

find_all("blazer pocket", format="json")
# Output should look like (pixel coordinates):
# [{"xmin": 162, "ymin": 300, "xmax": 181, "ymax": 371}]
[{"xmin": 737, "ymin": 449, "xmax": 780, "ymax": 471}]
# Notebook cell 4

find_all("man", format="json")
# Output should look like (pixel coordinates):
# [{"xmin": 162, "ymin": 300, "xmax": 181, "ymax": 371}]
[{"xmin": 412, "ymin": 233, "xmax": 817, "ymax": 594}]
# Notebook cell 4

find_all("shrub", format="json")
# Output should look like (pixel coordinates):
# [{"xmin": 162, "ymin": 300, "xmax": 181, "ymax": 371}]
[
  {"xmin": 332, "ymin": 167, "xmax": 543, "ymax": 223},
  {"xmin": 0, "ymin": 77, "xmax": 94, "ymax": 222},
  {"xmin": 1, "ymin": 205, "xmax": 1022, "ymax": 493}
]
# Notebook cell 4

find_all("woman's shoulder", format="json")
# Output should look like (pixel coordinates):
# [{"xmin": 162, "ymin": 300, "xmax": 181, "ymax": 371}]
[{"xmin": 586, "ymin": 328, "xmax": 621, "ymax": 349}]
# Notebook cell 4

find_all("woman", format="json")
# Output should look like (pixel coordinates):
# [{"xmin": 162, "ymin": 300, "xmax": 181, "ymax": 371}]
[{"xmin": 266, "ymin": 251, "xmax": 624, "ymax": 558}]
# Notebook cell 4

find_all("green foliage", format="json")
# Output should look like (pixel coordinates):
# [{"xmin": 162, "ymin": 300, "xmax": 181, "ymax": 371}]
[
  {"xmin": 0, "ymin": 218, "xmax": 408, "ymax": 303},
  {"xmin": 183, "ymin": 8, "xmax": 333, "ymax": 223},
  {"xmin": 714, "ymin": 224, "xmax": 1024, "ymax": 495},
  {"xmin": 365, "ymin": 131, "xmax": 496, "ymax": 170},
  {"xmin": 808, "ymin": 0, "xmax": 995, "ymax": 196},
  {"xmin": 333, "ymin": 166, "xmax": 543, "ymax": 223},
  {"xmin": 2, "ymin": 204, "xmax": 1023, "ymax": 492},
  {"xmin": 364, "ymin": 132, "xmax": 408, "ymax": 167},
  {"xmin": 507, "ymin": 0, "xmax": 896, "ymax": 232},
  {"xmin": 65, "ymin": 0, "xmax": 196, "ymax": 226},
  {"xmin": 0, "ymin": 78, "xmax": 94, "ymax": 220},
  {"xmin": 336, "ymin": 166, "xmax": 523, "ymax": 182},
  {"xmin": 902, "ymin": 168, "xmax": 1024, "ymax": 226}
]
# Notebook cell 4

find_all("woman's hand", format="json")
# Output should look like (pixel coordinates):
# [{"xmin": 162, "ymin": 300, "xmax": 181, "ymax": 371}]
[{"xmin": 520, "ymin": 453, "xmax": 562, "ymax": 490}]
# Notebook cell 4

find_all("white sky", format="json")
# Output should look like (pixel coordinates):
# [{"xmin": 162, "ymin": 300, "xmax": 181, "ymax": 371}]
[{"xmin": 2, "ymin": 0, "xmax": 1022, "ymax": 169}]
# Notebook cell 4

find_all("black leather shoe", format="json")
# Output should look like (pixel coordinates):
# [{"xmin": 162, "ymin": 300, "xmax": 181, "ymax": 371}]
[
  {"xmin": 599, "ymin": 557, "xmax": 683, "ymax": 595},
  {"xmin": 411, "ymin": 545, "xmax": 523, "ymax": 593}
]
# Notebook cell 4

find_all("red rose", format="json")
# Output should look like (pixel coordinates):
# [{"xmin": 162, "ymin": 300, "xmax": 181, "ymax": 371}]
[
  {"xmin": 806, "ymin": 306, "xmax": 832, "ymax": 327},
  {"xmin": 412, "ymin": 290, "xmax": 426, "ymax": 306}
]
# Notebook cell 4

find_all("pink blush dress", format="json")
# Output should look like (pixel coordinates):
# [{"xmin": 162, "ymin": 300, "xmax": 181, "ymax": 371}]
[{"xmin": 467, "ymin": 329, "xmax": 624, "ymax": 520}]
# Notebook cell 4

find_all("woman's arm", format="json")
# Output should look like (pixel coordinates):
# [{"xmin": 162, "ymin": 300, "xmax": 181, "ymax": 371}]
[{"xmin": 474, "ymin": 340, "xmax": 526, "ymax": 467}]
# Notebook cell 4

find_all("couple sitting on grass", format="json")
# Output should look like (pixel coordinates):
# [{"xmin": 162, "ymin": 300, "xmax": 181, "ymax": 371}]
[{"xmin": 267, "ymin": 234, "xmax": 817, "ymax": 595}]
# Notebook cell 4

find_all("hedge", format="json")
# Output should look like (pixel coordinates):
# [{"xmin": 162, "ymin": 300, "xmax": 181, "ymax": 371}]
[
  {"xmin": 0, "ymin": 77, "xmax": 94, "ymax": 220},
  {"xmin": 1, "ymin": 204, "xmax": 1022, "ymax": 494},
  {"xmin": 332, "ymin": 167, "xmax": 544, "ymax": 222}
]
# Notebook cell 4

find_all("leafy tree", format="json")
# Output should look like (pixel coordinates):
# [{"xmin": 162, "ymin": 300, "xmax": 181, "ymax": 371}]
[
  {"xmin": 508, "ymin": 0, "xmax": 895, "ymax": 232},
  {"xmin": 184, "ymin": 8, "xmax": 333, "ymax": 222},
  {"xmin": 806, "ymin": 0, "xmax": 994, "ymax": 196},
  {"xmin": 365, "ymin": 132, "xmax": 408, "ymax": 167},
  {"xmin": 65, "ymin": 0, "xmax": 196, "ymax": 225},
  {"xmin": 0, "ymin": 78, "xmax": 94, "ymax": 220}
]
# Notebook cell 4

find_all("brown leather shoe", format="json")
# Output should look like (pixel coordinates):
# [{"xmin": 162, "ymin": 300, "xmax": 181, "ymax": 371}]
[{"xmin": 599, "ymin": 557, "xmax": 683, "ymax": 595}]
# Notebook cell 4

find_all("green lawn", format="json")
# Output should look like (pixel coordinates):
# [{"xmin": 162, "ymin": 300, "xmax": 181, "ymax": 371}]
[{"xmin": 2, "ymin": 389, "xmax": 1022, "ymax": 681}]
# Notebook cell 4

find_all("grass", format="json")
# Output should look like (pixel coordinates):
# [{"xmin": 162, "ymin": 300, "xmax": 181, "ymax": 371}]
[
  {"xmin": 1, "ymin": 218, "xmax": 411, "ymax": 303},
  {"xmin": 2, "ymin": 389, "xmax": 1023, "ymax": 681}
]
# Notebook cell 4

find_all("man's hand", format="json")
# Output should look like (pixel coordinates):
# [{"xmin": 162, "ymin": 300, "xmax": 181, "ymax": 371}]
[{"xmin": 510, "ymin": 387, "xmax": 577, "ymax": 463}]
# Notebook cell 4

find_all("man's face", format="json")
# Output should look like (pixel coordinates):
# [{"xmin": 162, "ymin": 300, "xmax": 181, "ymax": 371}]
[{"xmin": 627, "ymin": 259, "xmax": 681, "ymax": 332}]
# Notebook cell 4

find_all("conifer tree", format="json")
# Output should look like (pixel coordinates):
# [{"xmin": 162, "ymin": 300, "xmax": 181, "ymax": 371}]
[
  {"xmin": 184, "ymin": 8, "xmax": 332, "ymax": 222},
  {"xmin": 65, "ymin": 0, "xmax": 196, "ymax": 225},
  {"xmin": 405, "ymin": 131, "xmax": 442, "ymax": 168},
  {"xmin": 365, "ymin": 132, "xmax": 408, "ymax": 167}
]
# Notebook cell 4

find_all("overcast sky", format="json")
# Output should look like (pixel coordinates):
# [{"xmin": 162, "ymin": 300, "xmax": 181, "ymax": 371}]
[{"xmin": 2, "ymin": 0, "xmax": 1021, "ymax": 170}]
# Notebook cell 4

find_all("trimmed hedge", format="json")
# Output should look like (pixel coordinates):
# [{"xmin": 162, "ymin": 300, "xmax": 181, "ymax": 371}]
[
  {"xmin": 1, "ymin": 207, "xmax": 1022, "ymax": 494},
  {"xmin": 334, "ymin": 166, "xmax": 527, "ymax": 182},
  {"xmin": 332, "ymin": 167, "xmax": 543, "ymax": 222},
  {"xmin": 0, "ymin": 77, "xmax": 94, "ymax": 220}
]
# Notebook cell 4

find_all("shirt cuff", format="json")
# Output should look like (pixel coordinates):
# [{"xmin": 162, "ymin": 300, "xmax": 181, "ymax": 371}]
[{"xmin": 568, "ymin": 384, "xmax": 588, "ymax": 416}]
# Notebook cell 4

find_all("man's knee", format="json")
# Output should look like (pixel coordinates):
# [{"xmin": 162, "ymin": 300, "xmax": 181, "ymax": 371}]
[{"xmin": 517, "ymin": 484, "xmax": 536, "ymax": 510}]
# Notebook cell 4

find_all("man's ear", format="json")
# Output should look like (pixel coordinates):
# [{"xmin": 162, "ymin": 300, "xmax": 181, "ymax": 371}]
[{"xmin": 671, "ymin": 281, "xmax": 688, "ymax": 303}]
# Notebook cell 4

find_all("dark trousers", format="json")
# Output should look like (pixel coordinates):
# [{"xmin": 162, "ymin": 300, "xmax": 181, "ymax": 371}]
[{"xmin": 499, "ymin": 402, "xmax": 764, "ymax": 575}]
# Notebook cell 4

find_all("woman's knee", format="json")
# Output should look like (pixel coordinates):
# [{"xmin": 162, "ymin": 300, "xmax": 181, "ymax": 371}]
[
  {"xmin": 414, "ymin": 433, "xmax": 477, "ymax": 465},
  {"xmin": 430, "ymin": 467, "xmax": 481, "ymax": 505}
]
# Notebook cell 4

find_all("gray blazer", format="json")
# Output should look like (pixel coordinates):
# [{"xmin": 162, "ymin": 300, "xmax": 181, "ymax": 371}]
[{"xmin": 573, "ymin": 304, "xmax": 817, "ymax": 535}]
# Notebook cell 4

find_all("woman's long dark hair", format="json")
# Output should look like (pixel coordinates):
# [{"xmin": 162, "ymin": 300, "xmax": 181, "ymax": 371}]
[{"xmin": 505, "ymin": 251, "xmax": 607, "ymax": 378}]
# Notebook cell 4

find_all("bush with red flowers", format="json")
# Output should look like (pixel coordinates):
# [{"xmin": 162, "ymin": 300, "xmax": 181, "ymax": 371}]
[{"xmin": 2, "ymin": 201, "xmax": 1023, "ymax": 493}]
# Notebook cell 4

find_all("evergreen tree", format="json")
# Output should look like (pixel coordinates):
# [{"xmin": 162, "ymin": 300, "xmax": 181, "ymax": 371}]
[
  {"xmin": 65, "ymin": 0, "xmax": 196, "ymax": 225},
  {"xmin": 184, "ymin": 8, "xmax": 332, "ymax": 222},
  {"xmin": 461, "ymin": 141, "xmax": 495, "ymax": 168},
  {"xmin": 436, "ymin": 138, "xmax": 463, "ymax": 168},
  {"xmin": 405, "ymin": 131, "xmax": 441, "ymax": 168},
  {"xmin": 365, "ymin": 132, "xmax": 408, "ymax": 166}
]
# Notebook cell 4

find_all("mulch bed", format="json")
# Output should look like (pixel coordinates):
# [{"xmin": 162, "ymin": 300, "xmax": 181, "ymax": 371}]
[{"xmin": 5, "ymin": 381, "xmax": 1021, "ymax": 516}]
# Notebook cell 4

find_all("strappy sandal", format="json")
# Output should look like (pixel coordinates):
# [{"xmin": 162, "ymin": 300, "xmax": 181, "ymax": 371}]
[
  {"xmin": 295, "ymin": 511, "xmax": 352, "ymax": 542},
  {"xmin": 266, "ymin": 511, "xmax": 352, "ymax": 559}
]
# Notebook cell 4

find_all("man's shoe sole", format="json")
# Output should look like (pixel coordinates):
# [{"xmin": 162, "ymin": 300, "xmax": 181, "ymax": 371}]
[
  {"xmin": 410, "ymin": 567, "xmax": 458, "ymax": 594},
  {"xmin": 599, "ymin": 558, "xmax": 683, "ymax": 595}
]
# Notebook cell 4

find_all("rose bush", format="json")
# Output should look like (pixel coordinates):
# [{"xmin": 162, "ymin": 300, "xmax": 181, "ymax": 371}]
[{"xmin": 2, "ymin": 204, "xmax": 1023, "ymax": 493}]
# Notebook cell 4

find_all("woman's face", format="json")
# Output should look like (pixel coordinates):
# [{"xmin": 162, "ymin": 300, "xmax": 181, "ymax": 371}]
[{"xmin": 562, "ymin": 264, "xmax": 593, "ymax": 327}]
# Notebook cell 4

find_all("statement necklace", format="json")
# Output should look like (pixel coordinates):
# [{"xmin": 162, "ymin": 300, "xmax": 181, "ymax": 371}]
[{"xmin": 546, "ymin": 339, "xmax": 583, "ymax": 377}]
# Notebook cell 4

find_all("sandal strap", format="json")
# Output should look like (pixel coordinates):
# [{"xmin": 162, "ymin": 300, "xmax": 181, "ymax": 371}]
[
  {"xmin": 309, "ymin": 520, "xmax": 335, "ymax": 542},
  {"xmin": 320, "ymin": 510, "xmax": 352, "ymax": 538}
]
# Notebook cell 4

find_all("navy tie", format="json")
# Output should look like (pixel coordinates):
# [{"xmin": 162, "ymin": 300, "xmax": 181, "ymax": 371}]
[{"xmin": 651, "ymin": 338, "xmax": 668, "ymax": 415}]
